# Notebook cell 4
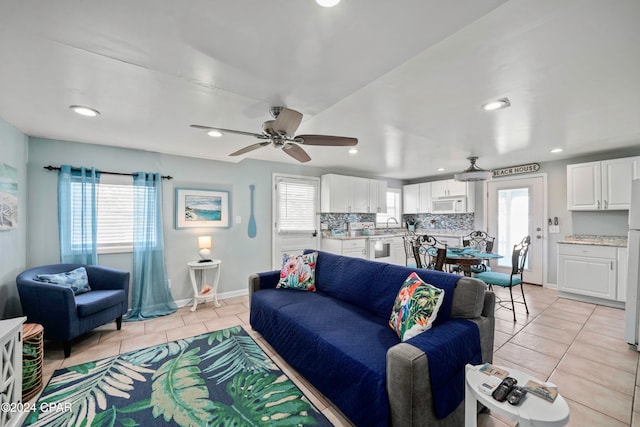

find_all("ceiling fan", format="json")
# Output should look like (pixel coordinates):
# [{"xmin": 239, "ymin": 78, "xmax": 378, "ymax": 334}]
[{"xmin": 191, "ymin": 106, "xmax": 358, "ymax": 163}]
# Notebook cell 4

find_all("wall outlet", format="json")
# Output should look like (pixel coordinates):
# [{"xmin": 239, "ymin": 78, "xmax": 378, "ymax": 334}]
[
  {"xmin": 235, "ymin": 215, "xmax": 242, "ymax": 224},
  {"xmin": 549, "ymin": 225, "xmax": 560, "ymax": 234}
]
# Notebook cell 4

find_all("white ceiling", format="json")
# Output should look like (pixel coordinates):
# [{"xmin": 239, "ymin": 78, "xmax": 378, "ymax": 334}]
[{"xmin": 1, "ymin": 0, "xmax": 639, "ymax": 180}]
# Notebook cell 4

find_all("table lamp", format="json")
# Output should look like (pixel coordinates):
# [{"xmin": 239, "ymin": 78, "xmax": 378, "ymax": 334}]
[{"xmin": 198, "ymin": 236, "xmax": 212, "ymax": 262}]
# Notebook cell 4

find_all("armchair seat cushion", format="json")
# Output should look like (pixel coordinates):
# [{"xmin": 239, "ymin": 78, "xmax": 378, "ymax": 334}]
[
  {"xmin": 76, "ymin": 290, "xmax": 127, "ymax": 317},
  {"xmin": 474, "ymin": 271, "xmax": 521, "ymax": 287}
]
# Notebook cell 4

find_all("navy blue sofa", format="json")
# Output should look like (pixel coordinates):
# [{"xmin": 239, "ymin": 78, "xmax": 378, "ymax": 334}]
[
  {"xmin": 16, "ymin": 264, "xmax": 130, "ymax": 357},
  {"xmin": 249, "ymin": 251, "xmax": 495, "ymax": 427}
]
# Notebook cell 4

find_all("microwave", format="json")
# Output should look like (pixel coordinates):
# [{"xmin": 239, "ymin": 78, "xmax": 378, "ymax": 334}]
[{"xmin": 432, "ymin": 197, "xmax": 467, "ymax": 213}]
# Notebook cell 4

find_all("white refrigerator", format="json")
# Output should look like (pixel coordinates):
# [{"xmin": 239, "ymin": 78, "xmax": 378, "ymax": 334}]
[{"xmin": 624, "ymin": 179, "xmax": 640, "ymax": 348}]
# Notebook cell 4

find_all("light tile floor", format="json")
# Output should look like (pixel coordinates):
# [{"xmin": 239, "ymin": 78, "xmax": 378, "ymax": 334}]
[{"xmin": 37, "ymin": 285, "xmax": 640, "ymax": 426}]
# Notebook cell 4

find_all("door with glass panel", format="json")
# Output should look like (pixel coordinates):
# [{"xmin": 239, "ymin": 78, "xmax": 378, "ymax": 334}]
[
  {"xmin": 487, "ymin": 176, "xmax": 545, "ymax": 285},
  {"xmin": 272, "ymin": 174, "xmax": 320, "ymax": 269}
]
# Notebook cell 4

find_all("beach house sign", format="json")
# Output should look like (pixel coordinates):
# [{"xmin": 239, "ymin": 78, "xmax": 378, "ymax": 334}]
[{"xmin": 492, "ymin": 163, "xmax": 540, "ymax": 178}]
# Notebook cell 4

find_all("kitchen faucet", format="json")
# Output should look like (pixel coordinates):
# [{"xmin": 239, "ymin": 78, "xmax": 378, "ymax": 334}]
[{"xmin": 386, "ymin": 217, "xmax": 399, "ymax": 232}]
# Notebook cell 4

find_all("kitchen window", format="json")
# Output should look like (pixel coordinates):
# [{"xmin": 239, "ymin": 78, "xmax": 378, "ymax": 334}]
[{"xmin": 377, "ymin": 188, "xmax": 402, "ymax": 228}]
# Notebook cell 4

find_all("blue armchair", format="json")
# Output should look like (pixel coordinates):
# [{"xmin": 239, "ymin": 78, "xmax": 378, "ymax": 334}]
[{"xmin": 16, "ymin": 264, "xmax": 130, "ymax": 357}]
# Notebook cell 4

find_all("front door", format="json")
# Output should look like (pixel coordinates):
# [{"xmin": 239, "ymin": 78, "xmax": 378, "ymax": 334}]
[
  {"xmin": 272, "ymin": 174, "xmax": 320, "ymax": 269},
  {"xmin": 487, "ymin": 175, "xmax": 546, "ymax": 285}
]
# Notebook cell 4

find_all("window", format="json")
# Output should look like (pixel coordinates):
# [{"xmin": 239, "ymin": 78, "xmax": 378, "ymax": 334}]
[
  {"xmin": 276, "ymin": 177, "xmax": 318, "ymax": 233},
  {"xmin": 377, "ymin": 188, "xmax": 402, "ymax": 227},
  {"xmin": 70, "ymin": 175, "xmax": 137, "ymax": 253}
]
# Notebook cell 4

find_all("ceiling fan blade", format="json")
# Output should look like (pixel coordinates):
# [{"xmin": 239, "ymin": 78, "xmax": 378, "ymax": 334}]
[
  {"xmin": 282, "ymin": 143, "xmax": 311, "ymax": 163},
  {"xmin": 229, "ymin": 141, "xmax": 271, "ymax": 156},
  {"xmin": 190, "ymin": 125, "xmax": 266, "ymax": 139},
  {"xmin": 272, "ymin": 108, "xmax": 303, "ymax": 136},
  {"xmin": 296, "ymin": 135, "xmax": 358, "ymax": 146}
]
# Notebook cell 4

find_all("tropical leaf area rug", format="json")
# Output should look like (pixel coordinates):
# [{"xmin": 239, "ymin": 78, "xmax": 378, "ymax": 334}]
[{"xmin": 24, "ymin": 326, "xmax": 334, "ymax": 427}]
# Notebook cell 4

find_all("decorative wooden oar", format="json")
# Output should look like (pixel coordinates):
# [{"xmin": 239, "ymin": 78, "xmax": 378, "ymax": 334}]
[{"xmin": 248, "ymin": 184, "xmax": 257, "ymax": 238}]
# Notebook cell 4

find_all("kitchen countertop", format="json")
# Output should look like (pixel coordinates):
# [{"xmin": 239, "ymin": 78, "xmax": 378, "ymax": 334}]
[
  {"xmin": 322, "ymin": 229, "xmax": 473, "ymax": 240},
  {"xmin": 558, "ymin": 234, "xmax": 628, "ymax": 247}
]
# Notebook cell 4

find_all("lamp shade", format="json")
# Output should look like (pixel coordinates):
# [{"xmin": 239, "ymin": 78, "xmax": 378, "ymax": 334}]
[{"xmin": 198, "ymin": 236, "xmax": 212, "ymax": 249}]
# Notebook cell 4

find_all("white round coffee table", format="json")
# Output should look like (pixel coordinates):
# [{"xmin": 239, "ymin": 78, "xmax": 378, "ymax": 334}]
[{"xmin": 465, "ymin": 364, "xmax": 570, "ymax": 427}]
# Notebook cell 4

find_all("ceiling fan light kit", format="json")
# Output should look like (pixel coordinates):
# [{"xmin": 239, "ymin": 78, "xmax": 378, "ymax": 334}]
[
  {"xmin": 454, "ymin": 156, "xmax": 493, "ymax": 182},
  {"xmin": 191, "ymin": 107, "xmax": 357, "ymax": 163}
]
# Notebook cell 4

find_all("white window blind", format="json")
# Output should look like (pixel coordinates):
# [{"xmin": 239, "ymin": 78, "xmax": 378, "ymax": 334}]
[
  {"xmin": 276, "ymin": 178, "xmax": 318, "ymax": 233},
  {"xmin": 377, "ymin": 188, "xmax": 402, "ymax": 226},
  {"xmin": 70, "ymin": 175, "xmax": 136, "ymax": 253}
]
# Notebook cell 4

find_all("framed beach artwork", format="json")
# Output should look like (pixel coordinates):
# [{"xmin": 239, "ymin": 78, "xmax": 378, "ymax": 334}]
[
  {"xmin": 175, "ymin": 188, "xmax": 230, "ymax": 228},
  {"xmin": 0, "ymin": 162, "xmax": 18, "ymax": 231}
]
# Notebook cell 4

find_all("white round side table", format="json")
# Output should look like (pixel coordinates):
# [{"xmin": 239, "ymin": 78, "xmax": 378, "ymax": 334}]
[
  {"xmin": 187, "ymin": 260, "xmax": 222, "ymax": 312},
  {"xmin": 465, "ymin": 363, "xmax": 570, "ymax": 427}
]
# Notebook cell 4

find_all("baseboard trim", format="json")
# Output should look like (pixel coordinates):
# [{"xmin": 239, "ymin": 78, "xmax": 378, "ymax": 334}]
[{"xmin": 175, "ymin": 289, "xmax": 249, "ymax": 308}]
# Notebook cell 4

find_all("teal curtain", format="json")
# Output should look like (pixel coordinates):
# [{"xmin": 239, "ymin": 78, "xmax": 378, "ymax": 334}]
[
  {"xmin": 58, "ymin": 165, "xmax": 100, "ymax": 264},
  {"xmin": 126, "ymin": 172, "xmax": 177, "ymax": 321}
]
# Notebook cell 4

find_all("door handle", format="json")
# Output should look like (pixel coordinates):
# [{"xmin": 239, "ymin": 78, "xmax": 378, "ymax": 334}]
[
  {"xmin": 604, "ymin": 200, "xmax": 608, "ymax": 209},
  {"xmin": 536, "ymin": 235, "xmax": 542, "ymax": 239}
]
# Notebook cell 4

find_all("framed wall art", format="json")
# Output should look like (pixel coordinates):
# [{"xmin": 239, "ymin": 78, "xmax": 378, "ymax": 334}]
[
  {"xmin": 0, "ymin": 162, "xmax": 18, "ymax": 231},
  {"xmin": 175, "ymin": 188, "xmax": 230, "ymax": 228}
]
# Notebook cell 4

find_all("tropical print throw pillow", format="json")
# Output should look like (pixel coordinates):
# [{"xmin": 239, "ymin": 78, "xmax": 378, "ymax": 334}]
[
  {"xmin": 277, "ymin": 252, "xmax": 318, "ymax": 291},
  {"xmin": 36, "ymin": 266, "xmax": 92, "ymax": 295},
  {"xmin": 389, "ymin": 272, "xmax": 445, "ymax": 341}
]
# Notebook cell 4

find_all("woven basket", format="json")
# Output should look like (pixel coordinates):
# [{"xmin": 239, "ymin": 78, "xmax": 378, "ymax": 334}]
[{"xmin": 22, "ymin": 323, "xmax": 44, "ymax": 401}]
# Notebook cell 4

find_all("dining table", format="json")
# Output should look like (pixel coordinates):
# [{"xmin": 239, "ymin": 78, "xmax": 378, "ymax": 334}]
[{"xmin": 445, "ymin": 248, "xmax": 503, "ymax": 277}]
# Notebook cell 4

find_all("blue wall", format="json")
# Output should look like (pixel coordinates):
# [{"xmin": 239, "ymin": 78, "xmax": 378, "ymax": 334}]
[{"xmin": 0, "ymin": 118, "xmax": 28, "ymax": 318}]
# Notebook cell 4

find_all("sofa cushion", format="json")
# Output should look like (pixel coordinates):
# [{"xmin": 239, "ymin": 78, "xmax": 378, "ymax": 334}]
[
  {"xmin": 451, "ymin": 276, "xmax": 487, "ymax": 318},
  {"xmin": 389, "ymin": 272, "xmax": 445, "ymax": 341},
  {"xmin": 250, "ymin": 288, "xmax": 398, "ymax": 427},
  {"xmin": 276, "ymin": 252, "xmax": 317, "ymax": 291},
  {"xmin": 76, "ymin": 290, "xmax": 126, "ymax": 317},
  {"xmin": 36, "ymin": 267, "xmax": 91, "ymax": 295}
]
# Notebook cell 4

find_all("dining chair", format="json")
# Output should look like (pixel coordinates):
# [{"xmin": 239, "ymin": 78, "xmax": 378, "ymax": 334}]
[
  {"xmin": 451, "ymin": 231, "xmax": 495, "ymax": 274},
  {"xmin": 474, "ymin": 236, "xmax": 530, "ymax": 321},
  {"xmin": 402, "ymin": 233, "xmax": 418, "ymax": 268},
  {"xmin": 412, "ymin": 234, "xmax": 447, "ymax": 271}
]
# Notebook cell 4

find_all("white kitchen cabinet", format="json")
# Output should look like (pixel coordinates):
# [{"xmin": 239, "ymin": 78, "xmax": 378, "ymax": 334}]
[
  {"xmin": 369, "ymin": 179, "xmax": 388, "ymax": 213},
  {"xmin": 0, "ymin": 317, "xmax": 26, "ymax": 427},
  {"xmin": 402, "ymin": 183, "xmax": 430, "ymax": 214},
  {"xmin": 321, "ymin": 238, "xmax": 367, "ymax": 259},
  {"xmin": 392, "ymin": 236, "xmax": 408, "ymax": 266},
  {"xmin": 430, "ymin": 179, "xmax": 467, "ymax": 198},
  {"xmin": 558, "ymin": 244, "xmax": 617, "ymax": 300},
  {"xmin": 321, "ymin": 174, "xmax": 388, "ymax": 214},
  {"xmin": 434, "ymin": 235, "xmax": 462, "ymax": 248},
  {"xmin": 567, "ymin": 157, "xmax": 637, "ymax": 211}
]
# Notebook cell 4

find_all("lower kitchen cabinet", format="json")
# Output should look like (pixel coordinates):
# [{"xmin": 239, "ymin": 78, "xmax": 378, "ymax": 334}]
[
  {"xmin": 321, "ymin": 238, "xmax": 368, "ymax": 259},
  {"xmin": 558, "ymin": 244, "xmax": 619, "ymax": 301},
  {"xmin": 392, "ymin": 236, "xmax": 407, "ymax": 266}
]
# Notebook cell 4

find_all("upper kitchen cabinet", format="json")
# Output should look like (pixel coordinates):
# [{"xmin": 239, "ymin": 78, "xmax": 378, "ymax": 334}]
[
  {"xmin": 430, "ymin": 179, "xmax": 467, "ymax": 198},
  {"xmin": 567, "ymin": 157, "xmax": 639, "ymax": 211},
  {"xmin": 402, "ymin": 183, "xmax": 430, "ymax": 214},
  {"xmin": 369, "ymin": 179, "xmax": 388, "ymax": 213},
  {"xmin": 320, "ymin": 174, "xmax": 387, "ymax": 213}
]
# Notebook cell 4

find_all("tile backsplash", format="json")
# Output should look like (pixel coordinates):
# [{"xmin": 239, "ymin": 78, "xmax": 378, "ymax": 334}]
[
  {"xmin": 320, "ymin": 212, "xmax": 474, "ymax": 234},
  {"xmin": 402, "ymin": 213, "xmax": 474, "ymax": 231}
]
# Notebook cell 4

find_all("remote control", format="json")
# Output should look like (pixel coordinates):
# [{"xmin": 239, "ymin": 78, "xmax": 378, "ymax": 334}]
[
  {"xmin": 492, "ymin": 377, "xmax": 517, "ymax": 402},
  {"xmin": 507, "ymin": 386, "xmax": 528, "ymax": 405}
]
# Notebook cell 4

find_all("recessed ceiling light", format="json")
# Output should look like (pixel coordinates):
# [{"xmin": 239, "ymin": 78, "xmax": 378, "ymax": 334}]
[
  {"xmin": 348, "ymin": 148, "xmax": 358, "ymax": 155},
  {"xmin": 70, "ymin": 105, "xmax": 100, "ymax": 117},
  {"xmin": 550, "ymin": 148, "xmax": 564, "ymax": 153},
  {"xmin": 316, "ymin": 0, "xmax": 341, "ymax": 7},
  {"xmin": 481, "ymin": 98, "xmax": 511, "ymax": 111},
  {"xmin": 207, "ymin": 130, "xmax": 223, "ymax": 138},
  {"xmin": 437, "ymin": 168, "xmax": 445, "ymax": 172}
]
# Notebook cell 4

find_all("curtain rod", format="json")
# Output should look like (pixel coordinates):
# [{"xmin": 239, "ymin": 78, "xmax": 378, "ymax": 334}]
[{"xmin": 43, "ymin": 165, "xmax": 173, "ymax": 180}]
